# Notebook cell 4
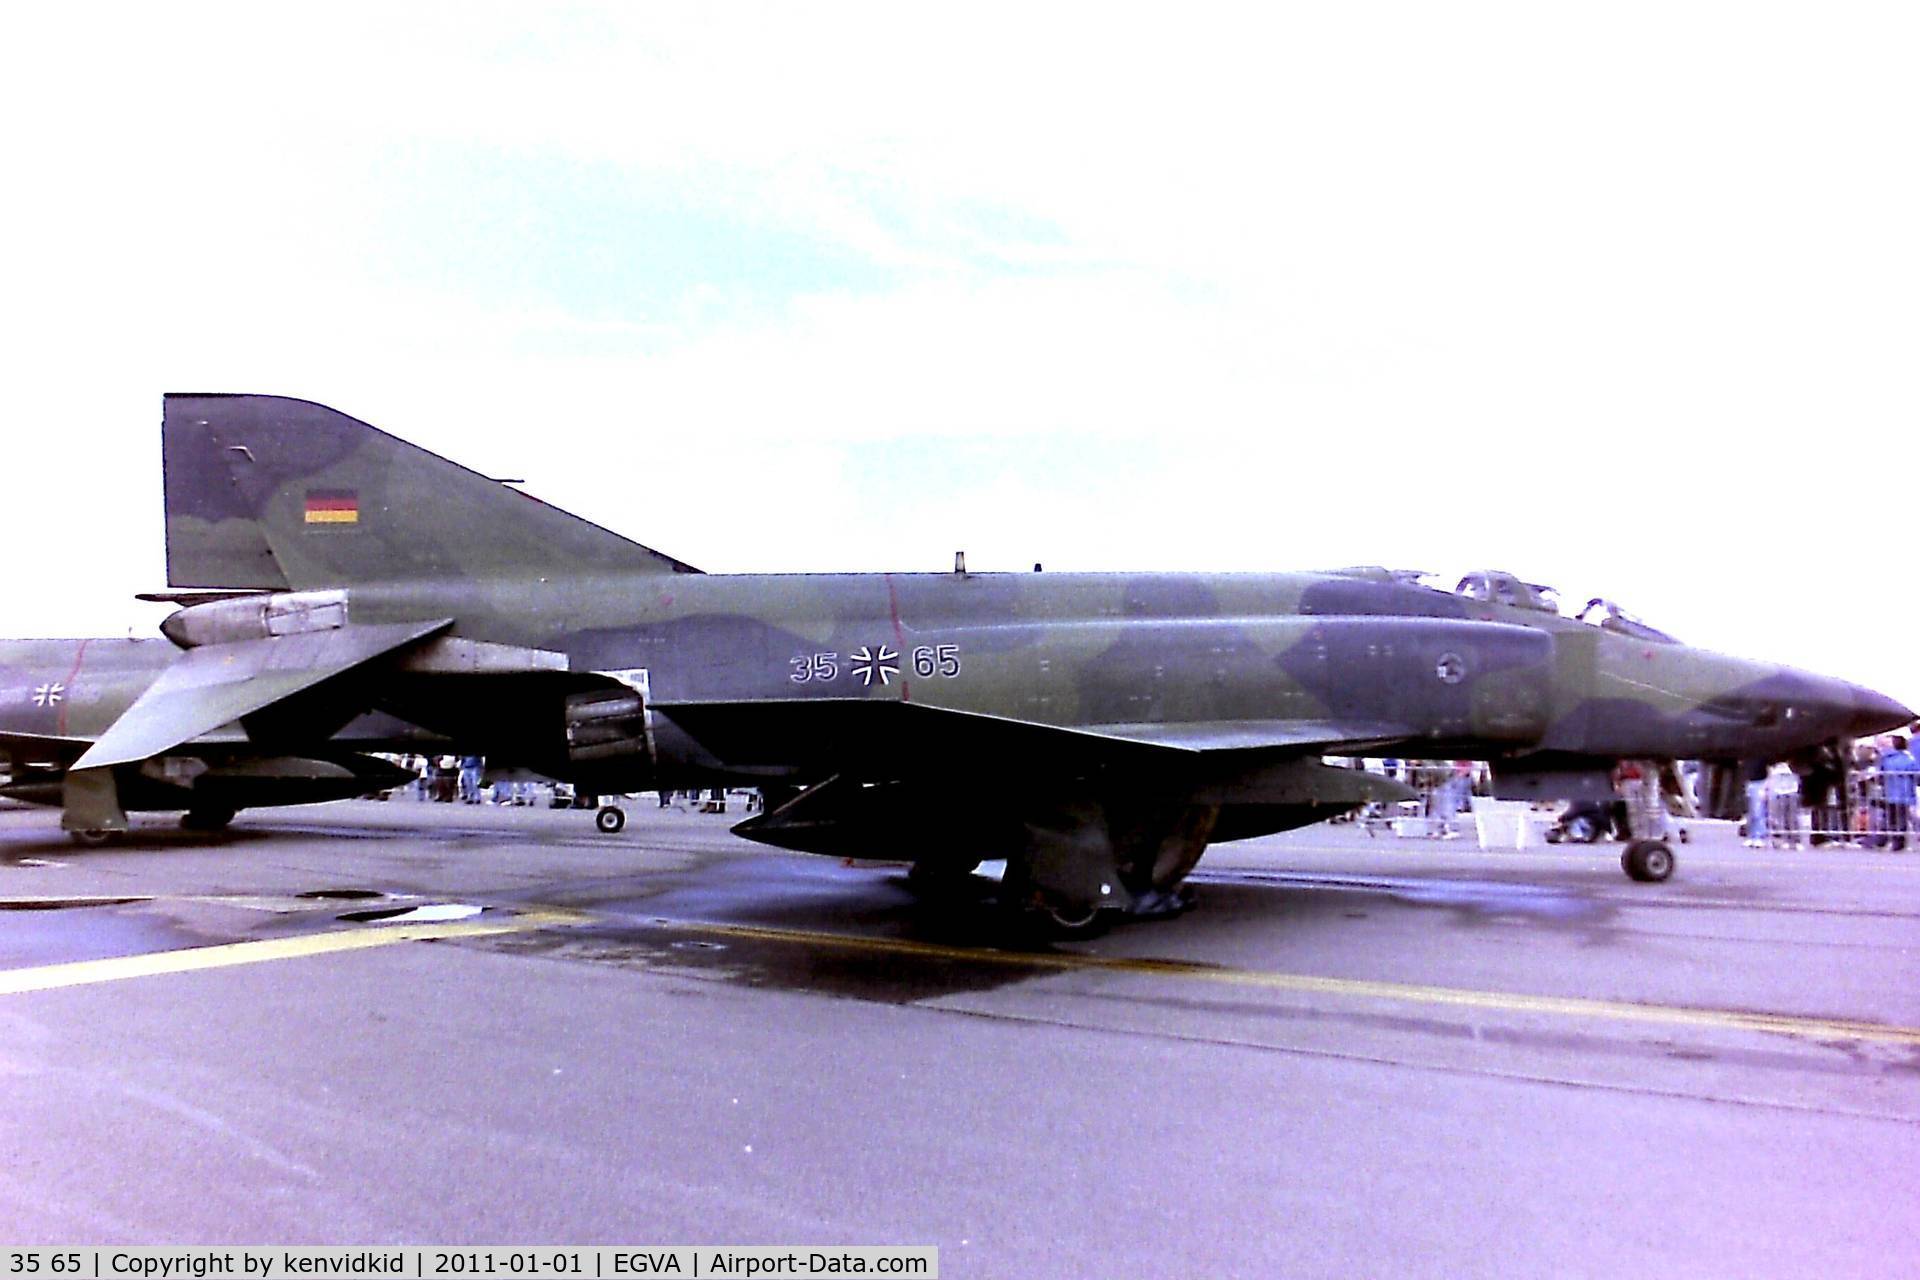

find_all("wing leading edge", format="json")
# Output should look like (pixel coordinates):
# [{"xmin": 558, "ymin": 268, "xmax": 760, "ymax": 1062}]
[
  {"xmin": 74, "ymin": 620, "xmax": 452, "ymax": 772},
  {"xmin": 60, "ymin": 620, "xmax": 451, "ymax": 833},
  {"xmin": 658, "ymin": 697, "xmax": 1416, "ymax": 777}
]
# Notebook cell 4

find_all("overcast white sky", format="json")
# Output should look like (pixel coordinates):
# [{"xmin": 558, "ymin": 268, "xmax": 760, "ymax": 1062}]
[{"xmin": 1, "ymin": 2, "xmax": 1914, "ymax": 703}]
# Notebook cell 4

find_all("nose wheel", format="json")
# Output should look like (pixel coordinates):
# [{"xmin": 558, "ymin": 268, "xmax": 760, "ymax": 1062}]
[
  {"xmin": 595, "ymin": 805, "xmax": 626, "ymax": 834},
  {"xmin": 1622, "ymin": 839, "xmax": 1675, "ymax": 882}
]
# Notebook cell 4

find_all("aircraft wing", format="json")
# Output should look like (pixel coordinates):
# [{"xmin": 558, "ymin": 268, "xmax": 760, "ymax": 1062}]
[
  {"xmin": 657, "ymin": 699, "xmax": 1414, "ymax": 772},
  {"xmin": 72, "ymin": 620, "xmax": 451, "ymax": 771},
  {"xmin": 698, "ymin": 700, "xmax": 1420, "ymax": 860},
  {"xmin": 1078, "ymin": 718, "xmax": 1414, "ymax": 756}
]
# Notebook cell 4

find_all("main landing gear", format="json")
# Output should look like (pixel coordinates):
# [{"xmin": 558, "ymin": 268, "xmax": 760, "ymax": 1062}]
[
  {"xmin": 595, "ymin": 805, "xmax": 626, "ymax": 834},
  {"xmin": 904, "ymin": 857, "xmax": 1201, "ymax": 941},
  {"xmin": 903, "ymin": 858, "xmax": 1119, "ymax": 939},
  {"xmin": 1023, "ymin": 882, "xmax": 1199, "ymax": 939}
]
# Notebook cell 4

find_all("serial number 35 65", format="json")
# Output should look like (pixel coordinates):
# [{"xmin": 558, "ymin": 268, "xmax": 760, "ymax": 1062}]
[{"xmin": 790, "ymin": 644, "xmax": 961, "ymax": 683}]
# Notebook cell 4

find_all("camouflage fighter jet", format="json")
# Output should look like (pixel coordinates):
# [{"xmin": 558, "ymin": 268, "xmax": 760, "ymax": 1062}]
[
  {"xmin": 50, "ymin": 393, "xmax": 1911, "ymax": 928},
  {"xmin": 0, "ymin": 635, "xmax": 440, "ymax": 835}
]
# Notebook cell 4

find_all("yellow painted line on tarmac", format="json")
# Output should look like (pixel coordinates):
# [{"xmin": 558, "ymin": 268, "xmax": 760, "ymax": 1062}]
[
  {"xmin": 0, "ymin": 909, "xmax": 586, "ymax": 997},
  {"xmin": 669, "ymin": 919, "xmax": 1920, "ymax": 1048}
]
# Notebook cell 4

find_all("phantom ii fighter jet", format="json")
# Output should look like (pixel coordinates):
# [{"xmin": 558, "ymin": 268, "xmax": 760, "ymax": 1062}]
[{"xmin": 26, "ymin": 394, "xmax": 1909, "ymax": 928}]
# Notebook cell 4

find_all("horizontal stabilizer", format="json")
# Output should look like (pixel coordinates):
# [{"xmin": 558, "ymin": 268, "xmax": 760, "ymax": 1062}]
[{"xmin": 72, "ymin": 619, "xmax": 450, "ymax": 771}]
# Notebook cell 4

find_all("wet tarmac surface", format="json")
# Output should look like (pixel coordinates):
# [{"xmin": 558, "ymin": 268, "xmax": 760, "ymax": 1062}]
[{"xmin": 1, "ymin": 799, "xmax": 1917, "ymax": 1275}]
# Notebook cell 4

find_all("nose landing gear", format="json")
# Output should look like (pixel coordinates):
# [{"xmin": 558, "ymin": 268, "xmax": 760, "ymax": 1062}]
[{"xmin": 1622, "ymin": 838, "xmax": 1675, "ymax": 882}]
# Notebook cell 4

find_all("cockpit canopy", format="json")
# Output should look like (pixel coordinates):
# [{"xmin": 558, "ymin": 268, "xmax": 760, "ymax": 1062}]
[
  {"xmin": 1573, "ymin": 598, "xmax": 1678, "ymax": 644},
  {"xmin": 1454, "ymin": 571, "xmax": 1560, "ymax": 615},
  {"xmin": 1453, "ymin": 571, "xmax": 1678, "ymax": 643},
  {"xmin": 1328, "ymin": 567, "xmax": 1680, "ymax": 643}
]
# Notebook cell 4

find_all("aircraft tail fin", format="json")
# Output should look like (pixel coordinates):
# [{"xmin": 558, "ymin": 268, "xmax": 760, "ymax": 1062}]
[{"xmin": 162, "ymin": 394, "xmax": 700, "ymax": 589}]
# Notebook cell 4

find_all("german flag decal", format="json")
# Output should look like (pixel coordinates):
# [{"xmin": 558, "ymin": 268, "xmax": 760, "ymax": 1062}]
[{"xmin": 304, "ymin": 489, "xmax": 360, "ymax": 524}]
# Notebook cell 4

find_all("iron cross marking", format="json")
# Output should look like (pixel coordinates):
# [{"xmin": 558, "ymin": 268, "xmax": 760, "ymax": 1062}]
[{"xmin": 850, "ymin": 645, "xmax": 899, "ymax": 687}]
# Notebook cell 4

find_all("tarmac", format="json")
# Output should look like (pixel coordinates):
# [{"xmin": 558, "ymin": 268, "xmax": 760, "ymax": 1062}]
[{"xmin": 1, "ymin": 798, "xmax": 1917, "ymax": 1277}]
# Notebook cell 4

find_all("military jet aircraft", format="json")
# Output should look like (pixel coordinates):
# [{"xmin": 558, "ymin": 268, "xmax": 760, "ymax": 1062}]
[
  {"xmin": 41, "ymin": 393, "xmax": 1911, "ymax": 929},
  {"xmin": 0, "ymin": 635, "xmax": 432, "ymax": 835}
]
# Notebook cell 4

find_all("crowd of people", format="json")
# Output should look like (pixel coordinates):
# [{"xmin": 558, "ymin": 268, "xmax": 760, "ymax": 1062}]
[
  {"xmin": 388, "ymin": 754, "xmax": 539, "ymax": 806},
  {"xmin": 1739, "ymin": 734, "xmax": 1919, "ymax": 849},
  {"xmin": 1341, "ymin": 729, "xmax": 1920, "ymax": 849},
  {"xmin": 379, "ymin": 756, "xmax": 753, "ymax": 815}
]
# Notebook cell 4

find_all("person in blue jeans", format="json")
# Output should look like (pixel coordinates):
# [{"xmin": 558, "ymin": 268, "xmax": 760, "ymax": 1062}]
[
  {"xmin": 1879, "ymin": 736, "xmax": 1918, "ymax": 851},
  {"xmin": 458, "ymin": 754, "xmax": 484, "ymax": 805},
  {"xmin": 1743, "ymin": 758, "xmax": 1770, "ymax": 848}
]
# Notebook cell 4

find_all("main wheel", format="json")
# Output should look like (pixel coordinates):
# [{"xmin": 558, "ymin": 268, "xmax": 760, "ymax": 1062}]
[
  {"xmin": 1564, "ymin": 814, "xmax": 1600, "ymax": 844},
  {"xmin": 181, "ymin": 806, "xmax": 235, "ymax": 832},
  {"xmin": 1033, "ymin": 900, "xmax": 1110, "ymax": 940},
  {"xmin": 595, "ymin": 805, "xmax": 626, "ymax": 834},
  {"xmin": 998, "ymin": 863, "xmax": 1112, "ymax": 940},
  {"xmin": 1622, "ymin": 839, "xmax": 1675, "ymax": 882}
]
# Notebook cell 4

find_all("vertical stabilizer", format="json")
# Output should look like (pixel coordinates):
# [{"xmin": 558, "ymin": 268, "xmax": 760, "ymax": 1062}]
[{"xmin": 163, "ymin": 394, "xmax": 699, "ymax": 589}]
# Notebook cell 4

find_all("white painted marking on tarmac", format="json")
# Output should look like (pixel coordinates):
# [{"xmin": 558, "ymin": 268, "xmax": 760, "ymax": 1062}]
[
  {"xmin": 372, "ymin": 903, "xmax": 485, "ymax": 924},
  {"xmin": 0, "ymin": 908, "xmax": 585, "ymax": 996},
  {"xmin": 114, "ymin": 1078, "xmax": 320, "ymax": 1180}
]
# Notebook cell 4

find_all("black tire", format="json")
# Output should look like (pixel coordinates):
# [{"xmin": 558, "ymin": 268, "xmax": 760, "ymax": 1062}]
[
  {"xmin": 69, "ymin": 829, "xmax": 118, "ymax": 846},
  {"xmin": 1565, "ymin": 815, "xmax": 1600, "ymax": 844},
  {"xmin": 595, "ymin": 805, "xmax": 626, "ymax": 834},
  {"xmin": 181, "ymin": 806, "xmax": 236, "ymax": 832},
  {"xmin": 1031, "ymin": 900, "xmax": 1110, "ymax": 940},
  {"xmin": 1623, "ymin": 839, "xmax": 1676, "ymax": 882}
]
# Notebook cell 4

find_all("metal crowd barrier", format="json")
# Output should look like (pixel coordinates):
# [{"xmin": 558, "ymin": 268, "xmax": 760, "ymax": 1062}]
[{"xmin": 1754, "ymin": 767, "xmax": 1916, "ymax": 848}]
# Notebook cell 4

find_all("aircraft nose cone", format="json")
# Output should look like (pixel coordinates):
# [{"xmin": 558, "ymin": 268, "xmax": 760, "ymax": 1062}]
[{"xmin": 1849, "ymin": 683, "xmax": 1915, "ymax": 739}]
